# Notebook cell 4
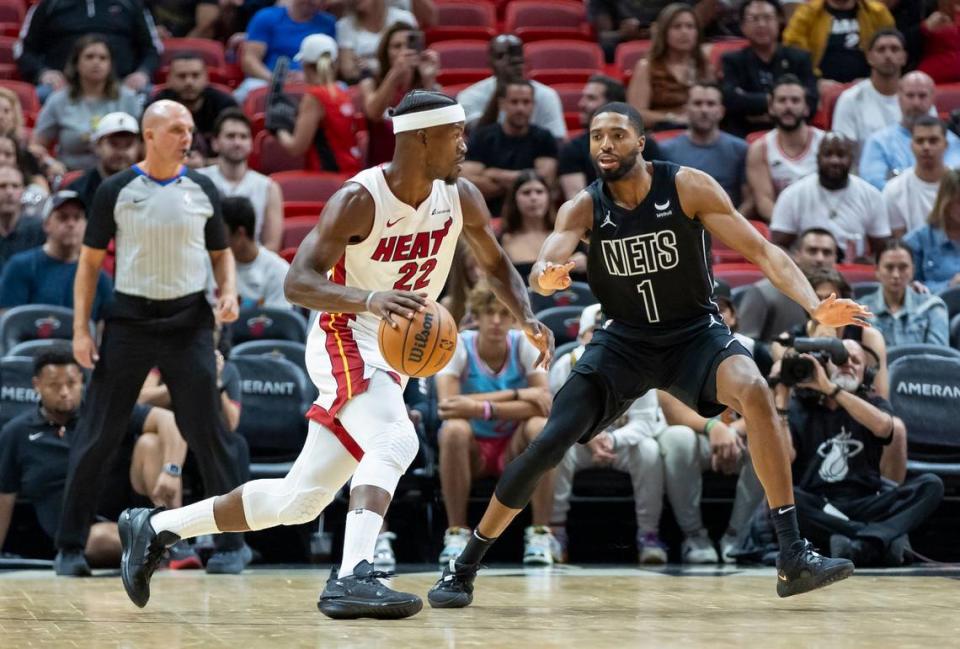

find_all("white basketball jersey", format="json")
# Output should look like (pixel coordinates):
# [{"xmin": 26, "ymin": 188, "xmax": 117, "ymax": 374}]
[{"xmin": 765, "ymin": 127, "xmax": 824, "ymax": 196}]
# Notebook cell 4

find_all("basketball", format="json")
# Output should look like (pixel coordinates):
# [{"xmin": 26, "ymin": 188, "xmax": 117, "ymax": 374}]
[{"xmin": 378, "ymin": 298, "xmax": 458, "ymax": 378}]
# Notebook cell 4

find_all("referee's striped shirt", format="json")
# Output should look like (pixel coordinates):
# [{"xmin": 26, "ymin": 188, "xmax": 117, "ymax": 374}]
[{"xmin": 84, "ymin": 165, "xmax": 228, "ymax": 301}]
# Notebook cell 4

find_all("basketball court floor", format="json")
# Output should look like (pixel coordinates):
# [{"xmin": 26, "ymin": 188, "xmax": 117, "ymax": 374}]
[{"xmin": 2, "ymin": 564, "xmax": 957, "ymax": 648}]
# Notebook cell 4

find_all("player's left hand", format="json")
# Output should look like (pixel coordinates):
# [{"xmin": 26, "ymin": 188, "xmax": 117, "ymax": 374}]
[
  {"xmin": 216, "ymin": 293, "xmax": 240, "ymax": 323},
  {"xmin": 812, "ymin": 293, "xmax": 872, "ymax": 328},
  {"xmin": 522, "ymin": 318, "xmax": 554, "ymax": 369}
]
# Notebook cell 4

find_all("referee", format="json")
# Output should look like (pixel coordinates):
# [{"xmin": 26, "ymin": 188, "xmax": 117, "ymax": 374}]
[{"xmin": 55, "ymin": 100, "xmax": 249, "ymax": 576}]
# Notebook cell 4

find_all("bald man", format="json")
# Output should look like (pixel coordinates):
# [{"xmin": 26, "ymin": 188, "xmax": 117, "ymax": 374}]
[
  {"xmin": 860, "ymin": 71, "xmax": 960, "ymax": 189},
  {"xmin": 54, "ymin": 100, "xmax": 251, "ymax": 577}
]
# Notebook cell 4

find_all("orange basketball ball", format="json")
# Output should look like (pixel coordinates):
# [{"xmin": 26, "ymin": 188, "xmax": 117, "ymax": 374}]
[{"xmin": 378, "ymin": 299, "xmax": 458, "ymax": 378}]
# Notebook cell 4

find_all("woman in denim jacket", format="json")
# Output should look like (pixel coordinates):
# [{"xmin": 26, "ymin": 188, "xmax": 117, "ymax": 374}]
[{"xmin": 904, "ymin": 168, "xmax": 960, "ymax": 294}]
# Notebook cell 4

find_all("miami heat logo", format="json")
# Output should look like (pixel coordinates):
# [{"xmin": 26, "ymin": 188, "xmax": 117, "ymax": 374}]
[
  {"xmin": 247, "ymin": 315, "xmax": 274, "ymax": 338},
  {"xmin": 816, "ymin": 428, "xmax": 864, "ymax": 483},
  {"xmin": 34, "ymin": 316, "xmax": 62, "ymax": 338}
]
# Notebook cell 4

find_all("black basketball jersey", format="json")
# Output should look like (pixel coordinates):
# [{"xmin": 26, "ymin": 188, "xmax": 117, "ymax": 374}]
[{"xmin": 585, "ymin": 160, "xmax": 719, "ymax": 332}]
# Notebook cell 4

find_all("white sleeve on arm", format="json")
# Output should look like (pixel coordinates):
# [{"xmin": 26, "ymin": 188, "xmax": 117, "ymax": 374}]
[{"xmin": 438, "ymin": 334, "xmax": 468, "ymax": 377}]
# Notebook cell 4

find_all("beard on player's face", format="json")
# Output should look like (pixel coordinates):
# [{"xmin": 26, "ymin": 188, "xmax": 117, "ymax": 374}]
[{"xmin": 595, "ymin": 150, "xmax": 640, "ymax": 181}]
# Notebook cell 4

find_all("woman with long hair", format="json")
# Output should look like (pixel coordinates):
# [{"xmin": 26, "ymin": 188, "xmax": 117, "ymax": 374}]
[
  {"xmin": 0, "ymin": 88, "xmax": 65, "ymax": 184},
  {"xmin": 276, "ymin": 34, "xmax": 362, "ymax": 175},
  {"xmin": 336, "ymin": 0, "xmax": 418, "ymax": 82},
  {"xmin": 0, "ymin": 133, "xmax": 50, "ymax": 214},
  {"xmin": 498, "ymin": 170, "xmax": 587, "ymax": 283},
  {"xmin": 904, "ymin": 168, "xmax": 960, "ymax": 294},
  {"xmin": 32, "ymin": 35, "xmax": 141, "ymax": 170},
  {"xmin": 626, "ymin": 3, "xmax": 714, "ymax": 131},
  {"xmin": 360, "ymin": 21, "xmax": 440, "ymax": 165}
]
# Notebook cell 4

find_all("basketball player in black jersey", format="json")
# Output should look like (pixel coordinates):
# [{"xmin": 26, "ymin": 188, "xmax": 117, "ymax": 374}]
[{"xmin": 429, "ymin": 102, "xmax": 873, "ymax": 605}]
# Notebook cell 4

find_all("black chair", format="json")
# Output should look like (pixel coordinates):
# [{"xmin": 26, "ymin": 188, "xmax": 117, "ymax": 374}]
[
  {"xmin": 232, "ymin": 340, "xmax": 308, "ymax": 374},
  {"xmin": 889, "ymin": 355, "xmax": 960, "ymax": 475},
  {"xmin": 0, "ymin": 356, "xmax": 38, "ymax": 428},
  {"xmin": 887, "ymin": 344, "xmax": 960, "ymax": 366},
  {"xmin": 0, "ymin": 305, "xmax": 77, "ymax": 355},
  {"xmin": 4, "ymin": 339, "xmax": 68, "ymax": 359},
  {"xmin": 229, "ymin": 307, "xmax": 307, "ymax": 345},
  {"xmin": 938, "ymin": 286, "xmax": 960, "ymax": 319},
  {"xmin": 951, "ymin": 313, "xmax": 960, "ymax": 350},
  {"xmin": 527, "ymin": 281, "xmax": 595, "ymax": 313},
  {"xmin": 229, "ymin": 356, "xmax": 313, "ymax": 462},
  {"xmin": 852, "ymin": 281, "xmax": 880, "ymax": 299},
  {"xmin": 534, "ymin": 305, "xmax": 584, "ymax": 347}
]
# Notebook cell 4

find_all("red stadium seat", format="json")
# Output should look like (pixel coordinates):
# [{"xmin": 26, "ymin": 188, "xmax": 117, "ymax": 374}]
[
  {"xmin": 812, "ymin": 81, "xmax": 854, "ymax": 130},
  {"xmin": 435, "ymin": 1, "xmax": 495, "ymax": 27},
  {"xmin": 250, "ymin": 131, "xmax": 306, "ymax": 174},
  {"xmin": 271, "ymin": 171, "xmax": 348, "ymax": 203},
  {"xmin": 0, "ymin": 80, "xmax": 38, "ymax": 124},
  {"xmin": 614, "ymin": 40, "xmax": 652, "ymax": 81},
  {"xmin": 526, "ymin": 40, "xmax": 604, "ymax": 85},
  {"xmin": 837, "ymin": 263, "xmax": 877, "ymax": 285},
  {"xmin": 282, "ymin": 216, "xmax": 317, "ymax": 249},
  {"xmin": 283, "ymin": 200, "xmax": 326, "ymax": 218},
  {"xmin": 712, "ymin": 220, "xmax": 769, "ymax": 264},
  {"xmin": 564, "ymin": 111, "xmax": 580, "ymax": 130},
  {"xmin": 552, "ymin": 82, "xmax": 585, "ymax": 113},
  {"xmin": 432, "ymin": 40, "xmax": 490, "ymax": 69},
  {"xmin": 651, "ymin": 129, "xmax": 684, "ymax": 142},
  {"xmin": 441, "ymin": 82, "xmax": 474, "ymax": 99},
  {"xmin": 160, "ymin": 38, "xmax": 226, "ymax": 69},
  {"xmin": 0, "ymin": 22, "xmax": 20, "ymax": 37},
  {"xmin": 935, "ymin": 83, "xmax": 960, "ymax": 115},
  {"xmin": 279, "ymin": 247, "xmax": 298, "ymax": 263},
  {"xmin": 242, "ymin": 83, "xmax": 309, "ymax": 119},
  {"xmin": 425, "ymin": 27, "xmax": 496, "ymax": 45},
  {"xmin": 0, "ymin": 0, "xmax": 23, "ymax": 24},
  {"xmin": 152, "ymin": 81, "xmax": 233, "ymax": 98},
  {"xmin": 505, "ymin": 1, "xmax": 591, "ymax": 42},
  {"xmin": 714, "ymin": 263, "xmax": 764, "ymax": 287},
  {"xmin": 58, "ymin": 169, "xmax": 84, "ymax": 188},
  {"xmin": 436, "ymin": 69, "xmax": 489, "ymax": 86},
  {"xmin": 746, "ymin": 129, "xmax": 768, "ymax": 144},
  {"xmin": 707, "ymin": 39, "xmax": 748, "ymax": 74},
  {"xmin": 0, "ymin": 36, "xmax": 18, "ymax": 79}
]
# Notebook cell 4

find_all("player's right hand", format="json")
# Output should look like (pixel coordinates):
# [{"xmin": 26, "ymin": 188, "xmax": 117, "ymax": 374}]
[
  {"xmin": 538, "ymin": 261, "xmax": 576, "ymax": 292},
  {"xmin": 73, "ymin": 330, "xmax": 99, "ymax": 369},
  {"xmin": 367, "ymin": 290, "xmax": 428, "ymax": 328}
]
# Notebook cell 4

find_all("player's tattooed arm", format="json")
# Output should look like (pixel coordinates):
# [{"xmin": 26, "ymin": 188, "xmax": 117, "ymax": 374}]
[{"xmin": 529, "ymin": 192, "xmax": 592, "ymax": 296}]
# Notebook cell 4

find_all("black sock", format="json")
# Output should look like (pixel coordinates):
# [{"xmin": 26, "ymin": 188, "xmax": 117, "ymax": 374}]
[
  {"xmin": 456, "ymin": 529, "xmax": 496, "ymax": 568},
  {"xmin": 769, "ymin": 505, "xmax": 802, "ymax": 551}
]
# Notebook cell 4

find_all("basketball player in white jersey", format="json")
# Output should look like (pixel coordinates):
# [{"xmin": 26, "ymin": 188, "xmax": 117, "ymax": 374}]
[
  {"xmin": 116, "ymin": 90, "xmax": 553, "ymax": 619},
  {"xmin": 746, "ymin": 74, "xmax": 824, "ymax": 222}
]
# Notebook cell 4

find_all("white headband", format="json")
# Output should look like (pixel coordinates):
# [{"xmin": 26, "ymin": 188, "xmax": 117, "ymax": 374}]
[{"xmin": 392, "ymin": 104, "xmax": 466, "ymax": 134}]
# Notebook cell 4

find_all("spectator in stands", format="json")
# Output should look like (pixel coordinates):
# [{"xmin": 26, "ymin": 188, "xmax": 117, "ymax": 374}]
[
  {"xmin": 662, "ymin": 82, "xmax": 749, "ymax": 210},
  {"xmin": 0, "ymin": 191, "xmax": 112, "ymax": 318},
  {"xmin": 0, "ymin": 134, "xmax": 50, "ymax": 217},
  {"xmin": 200, "ymin": 109, "xmax": 283, "ymax": 252},
  {"xmin": 16, "ymin": 0, "xmax": 162, "ymax": 101},
  {"xmin": 463, "ymin": 81, "xmax": 558, "ymax": 217},
  {"xmin": 0, "ymin": 167, "xmax": 44, "ymax": 273},
  {"xmin": 627, "ymin": 3, "xmax": 714, "ymax": 131},
  {"xmin": 739, "ymin": 227, "xmax": 839, "ymax": 342},
  {"xmin": 549, "ymin": 304, "xmax": 670, "ymax": 565},
  {"xmin": 66, "ymin": 112, "xmax": 140, "ymax": 211},
  {"xmin": 721, "ymin": 0, "xmax": 819, "ymax": 138},
  {"xmin": 150, "ymin": 52, "xmax": 238, "ymax": 166},
  {"xmin": 771, "ymin": 133, "xmax": 889, "ymax": 260},
  {"xmin": 904, "ymin": 168, "xmax": 960, "ymax": 294},
  {"xmin": 336, "ymin": 0, "xmax": 418, "ymax": 81},
  {"xmin": 235, "ymin": 0, "xmax": 337, "ymax": 103},
  {"xmin": 774, "ymin": 338, "xmax": 943, "ymax": 566},
  {"xmin": 859, "ymin": 240, "xmax": 950, "ymax": 347},
  {"xmin": 860, "ymin": 71, "xmax": 960, "ymax": 190},
  {"xmin": 435, "ymin": 286, "xmax": 557, "ymax": 566},
  {"xmin": 0, "ymin": 347, "xmax": 190, "ymax": 571},
  {"xmin": 558, "ymin": 74, "xmax": 663, "ymax": 201},
  {"xmin": 31, "ymin": 36, "xmax": 142, "ymax": 171},
  {"xmin": 275, "ymin": 34, "xmax": 362, "ymax": 176},
  {"xmin": 146, "ymin": 0, "xmax": 221, "ymax": 39},
  {"xmin": 782, "ymin": 0, "xmax": 895, "ymax": 86},
  {"xmin": 884, "ymin": 116, "xmax": 949, "ymax": 238},
  {"xmin": 457, "ymin": 35, "xmax": 567, "ymax": 141},
  {"xmin": 360, "ymin": 22, "xmax": 440, "ymax": 166},
  {"xmin": 0, "ymin": 88, "xmax": 28, "ymax": 144},
  {"xmin": 916, "ymin": 2, "xmax": 960, "ymax": 84},
  {"xmin": 746, "ymin": 75, "xmax": 825, "ymax": 222},
  {"xmin": 831, "ymin": 29, "xmax": 908, "ymax": 155},
  {"xmin": 499, "ymin": 171, "xmax": 586, "ymax": 284},
  {"xmin": 221, "ymin": 196, "xmax": 291, "ymax": 310}
]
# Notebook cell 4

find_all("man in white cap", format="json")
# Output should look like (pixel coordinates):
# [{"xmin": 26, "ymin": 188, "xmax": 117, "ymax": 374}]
[{"xmin": 67, "ymin": 112, "xmax": 140, "ymax": 210}]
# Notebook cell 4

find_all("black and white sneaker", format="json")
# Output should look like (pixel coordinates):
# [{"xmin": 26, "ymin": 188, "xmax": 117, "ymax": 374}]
[
  {"xmin": 317, "ymin": 561, "xmax": 423, "ymax": 620},
  {"xmin": 118, "ymin": 507, "xmax": 180, "ymax": 608},
  {"xmin": 427, "ymin": 559, "xmax": 478, "ymax": 609},
  {"xmin": 776, "ymin": 540, "xmax": 854, "ymax": 598}
]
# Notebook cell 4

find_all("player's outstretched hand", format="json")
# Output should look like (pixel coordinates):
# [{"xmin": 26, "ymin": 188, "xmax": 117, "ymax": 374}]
[
  {"xmin": 812, "ymin": 293, "xmax": 873, "ymax": 328},
  {"xmin": 522, "ymin": 318, "xmax": 554, "ymax": 369},
  {"xmin": 538, "ymin": 261, "xmax": 576, "ymax": 292},
  {"xmin": 368, "ymin": 290, "xmax": 428, "ymax": 328}
]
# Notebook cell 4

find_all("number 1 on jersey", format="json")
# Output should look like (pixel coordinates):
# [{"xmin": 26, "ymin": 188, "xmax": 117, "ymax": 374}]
[{"xmin": 636, "ymin": 279, "xmax": 660, "ymax": 323}]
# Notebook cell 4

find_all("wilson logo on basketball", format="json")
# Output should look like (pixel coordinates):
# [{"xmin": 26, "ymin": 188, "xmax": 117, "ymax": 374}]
[
  {"xmin": 34, "ymin": 317, "xmax": 62, "ymax": 338},
  {"xmin": 407, "ymin": 312, "xmax": 434, "ymax": 364}
]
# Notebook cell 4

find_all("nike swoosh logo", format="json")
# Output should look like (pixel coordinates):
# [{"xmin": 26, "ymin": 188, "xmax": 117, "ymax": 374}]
[
  {"xmin": 654, "ymin": 201, "xmax": 670, "ymax": 211},
  {"xmin": 133, "ymin": 198, "xmax": 148, "ymax": 204},
  {"xmin": 29, "ymin": 432, "xmax": 43, "ymax": 441},
  {"xmin": 386, "ymin": 218, "xmax": 405, "ymax": 228},
  {"xmin": 777, "ymin": 506, "xmax": 795, "ymax": 515},
  {"xmin": 777, "ymin": 573, "xmax": 788, "ymax": 581}
]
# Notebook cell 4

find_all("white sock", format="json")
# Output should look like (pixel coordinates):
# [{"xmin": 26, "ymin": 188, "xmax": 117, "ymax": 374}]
[
  {"xmin": 339, "ymin": 508, "xmax": 384, "ymax": 577},
  {"xmin": 150, "ymin": 497, "xmax": 221, "ymax": 540}
]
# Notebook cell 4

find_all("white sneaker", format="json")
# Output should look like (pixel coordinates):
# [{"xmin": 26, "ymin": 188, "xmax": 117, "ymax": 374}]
[
  {"xmin": 523, "ymin": 525, "xmax": 559, "ymax": 566},
  {"xmin": 373, "ymin": 531, "xmax": 396, "ymax": 571},
  {"xmin": 438, "ymin": 527, "xmax": 471, "ymax": 565},
  {"xmin": 720, "ymin": 533, "xmax": 739, "ymax": 564},
  {"xmin": 682, "ymin": 531, "xmax": 719, "ymax": 564}
]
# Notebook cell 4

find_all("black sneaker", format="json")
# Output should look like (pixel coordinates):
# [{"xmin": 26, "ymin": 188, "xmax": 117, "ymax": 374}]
[
  {"xmin": 427, "ymin": 559, "xmax": 478, "ymax": 609},
  {"xmin": 776, "ymin": 540, "xmax": 854, "ymax": 598},
  {"xmin": 54, "ymin": 549, "xmax": 91, "ymax": 577},
  {"xmin": 317, "ymin": 561, "xmax": 423, "ymax": 620},
  {"xmin": 118, "ymin": 507, "xmax": 180, "ymax": 608}
]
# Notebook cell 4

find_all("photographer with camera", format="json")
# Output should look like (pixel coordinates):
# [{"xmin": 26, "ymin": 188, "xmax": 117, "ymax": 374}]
[{"xmin": 772, "ymin": 337, "xmax": 943, "ymax": 567}]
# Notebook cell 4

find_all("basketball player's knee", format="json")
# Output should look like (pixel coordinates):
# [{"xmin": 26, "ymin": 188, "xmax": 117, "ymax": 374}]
[
  {"xmin": 739, "ymin": 374, "xmax": 773, "ymax": 411},
  {"xmin": 526, "ymin": 431, "xmax": 570, "ymax": 471},
  {"xmin": 277, "ymin": 485, "xmax": 334, "ymax": 525},
  {"xmin": 439, "ymin": 419, "xmax": 473, "ymax": 450},
  {"xmin": 365, "ymin": 419, "xmax": 420, "ymax": 472},
  {"xmin": 242, "ymin": 479, "xmax": 335, "ymax": 529}
]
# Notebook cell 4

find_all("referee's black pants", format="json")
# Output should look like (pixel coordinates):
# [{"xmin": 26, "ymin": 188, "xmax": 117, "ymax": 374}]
[{"xmin": 56, "ymin": 292, "xmax": 247, "ymax": 552}]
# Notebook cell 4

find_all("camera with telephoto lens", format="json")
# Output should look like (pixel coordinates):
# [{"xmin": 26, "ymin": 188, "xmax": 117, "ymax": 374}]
[{"xmin": 777, "ymin": 336, "xmax": 849, "ymax": 387}]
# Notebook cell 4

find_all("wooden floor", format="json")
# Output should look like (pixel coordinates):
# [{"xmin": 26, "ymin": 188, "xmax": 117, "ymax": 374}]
[{"xmin": 1, "ymin": 564, "xmax": 958, "ymax": 648}]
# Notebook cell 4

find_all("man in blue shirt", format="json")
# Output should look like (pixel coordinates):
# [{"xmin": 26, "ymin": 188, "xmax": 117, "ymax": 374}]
[
  {"xmin": 661, "ymin": 82, "xmax": 749, "ymax": 210},
  {"xmin": 0, "ymin": 191, "xmax": 112, "ymax": 319},
  {"xmin": 860, "ymin": 71, "xmax": 960, "ymax": 189}
]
